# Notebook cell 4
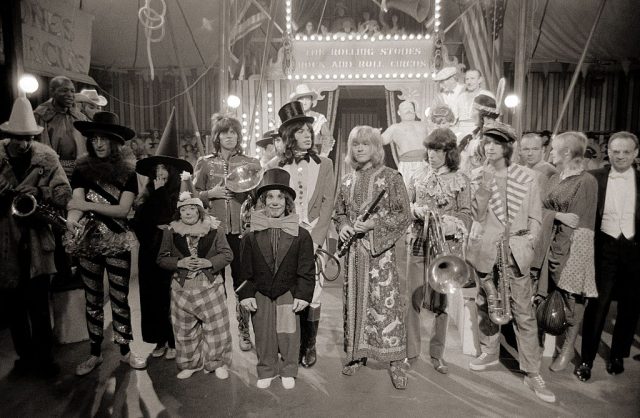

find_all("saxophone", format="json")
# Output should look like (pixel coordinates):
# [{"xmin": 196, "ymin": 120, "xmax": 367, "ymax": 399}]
[{"xmin": 479, "ymin": 233, "xmax": 513, "ymax": 325}]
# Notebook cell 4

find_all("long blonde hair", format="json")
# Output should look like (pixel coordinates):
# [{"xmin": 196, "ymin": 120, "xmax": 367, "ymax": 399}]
[{"xmin": 345, "ymin": 125, "xmax": 385, "ymax": 170}]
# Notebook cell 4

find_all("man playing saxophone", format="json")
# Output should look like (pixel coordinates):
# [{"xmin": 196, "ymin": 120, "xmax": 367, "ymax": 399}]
[
  {"xmin": 466, "ymin": 121, "xmax": 555, "ymax": 403},
  {"xmin": 0, "ymin": 97, "xmax": 71, "ymax": 377}
]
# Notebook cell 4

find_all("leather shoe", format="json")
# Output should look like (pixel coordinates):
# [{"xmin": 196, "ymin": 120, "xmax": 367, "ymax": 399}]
[
  {"xmin": 606, "ymin": 357, "xmax": 624, "ymax": 375},
  {"xmin": 431, "ymin": 357, "xmax": 449, "ymax": 374},
  {"xmin": 574, "ymin": 362, "xmax": 592, "ymax": 382}
]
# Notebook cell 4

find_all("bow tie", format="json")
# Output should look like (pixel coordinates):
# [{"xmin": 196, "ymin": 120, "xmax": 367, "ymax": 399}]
[
  {"xmin": 250, "ymin": 211, "xmax": 299, "ymax": 236},
  {"xmin": 294, "ymin": 151, "xmax": 321, "ymax": 164}
]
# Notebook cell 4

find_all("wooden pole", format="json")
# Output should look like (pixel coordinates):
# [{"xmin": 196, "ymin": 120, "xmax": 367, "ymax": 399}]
[
  {"xmin": 219, "ymin": 0, "xmax": 229, "ymax": 112},
  {"xmin": 2, "ymin": 0, "xmax": 25, "ymax": 108},
  {"xmin": 512, "ymin": 0, "xmax": 530, "ymax": 137},
  {"xmin": 166, "ymin": 12, "xmax": 205, "ymax": 156},
  {"xmin": 552, "ymin": 0, "xmax": 607, "ymax": 136}
]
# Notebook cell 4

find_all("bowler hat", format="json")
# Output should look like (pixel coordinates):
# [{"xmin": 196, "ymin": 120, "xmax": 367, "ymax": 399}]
[
  {"xmin": 256, "ymin": 168, "xmax": 296, "ymax": 199},
  {"xmin": 278, "ymin": 101, "xmax": 314, "ymax": 135},
  {"xmin": 256, "ymin": 130, "xmax": 278, "ymax": 149},
  {"xmin": 74, "ymin": 111, "xmax": 135, "ymax": 144}
]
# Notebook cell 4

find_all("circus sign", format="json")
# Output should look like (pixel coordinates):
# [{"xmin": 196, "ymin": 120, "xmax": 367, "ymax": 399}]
[{"xmin": 290, "ymin": 37, "xmax": 434, "ymax": 81}]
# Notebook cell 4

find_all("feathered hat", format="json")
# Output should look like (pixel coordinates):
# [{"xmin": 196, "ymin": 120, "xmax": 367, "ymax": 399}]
[{"xmin": 177, "ymin": 171, "xmax": 204, "ymax": 208}]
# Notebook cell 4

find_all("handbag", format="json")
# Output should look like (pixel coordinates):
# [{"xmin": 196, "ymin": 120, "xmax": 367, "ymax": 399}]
[{"xmin": 535, "ymin": 289, "xmax": 570, "ymax": 336}]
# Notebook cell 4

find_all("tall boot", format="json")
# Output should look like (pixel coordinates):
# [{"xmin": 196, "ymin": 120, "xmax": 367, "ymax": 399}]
[
  {"xmin": 300, "ymin": 304, "xmax": 321, "ymax": 368},
  {"xmin": 550, "ymin": 301, "xmax": 585, "ymax": 372},
  {"xmin": 236, "ymin": 300, "xmax": 252, "ymax": 351}
]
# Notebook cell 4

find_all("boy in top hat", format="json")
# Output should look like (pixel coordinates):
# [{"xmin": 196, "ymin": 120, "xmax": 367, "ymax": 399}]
[
  {"xmin": 238, "ymin": 168, "xmax": 315, "ymax": 389},
  {"xmin": 157, "ymin": 173, "xmax": 233, "ymax": 379},
  {"xmin": 466, "ymin": 120, "xmax": 555, "ymax": 403},
  {"xmin": 0, "ymin": 96, "xmax": 71, "ymax": 377}
]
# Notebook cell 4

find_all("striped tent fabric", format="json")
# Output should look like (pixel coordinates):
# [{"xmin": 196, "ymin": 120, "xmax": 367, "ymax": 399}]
[
  {"xmin": 487, "ymin": 164, "xmax": 533, "ymax": 225},
  {"xmin": 460, "ymin": 0, "xmax": 504, "ymax": 91}
]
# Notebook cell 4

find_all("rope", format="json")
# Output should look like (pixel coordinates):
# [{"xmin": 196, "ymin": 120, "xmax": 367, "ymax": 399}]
[
  {"xmin": 316, "ymin": 0, "xmax": 329, "ymax": 34},
  {"xmin": 530, "ymin": 0, "xmax": 550, "ymax": 60},
  {"xmin": 175, "ymin": 0, "xmax": 206, "ymax": 66},
  {"xmin": 138, "ymin": 0, "xmax": 167, "ymax": 80},
  {"xmin": 96, "ymin": 63, "xmax": 215, "ymax": 109}
]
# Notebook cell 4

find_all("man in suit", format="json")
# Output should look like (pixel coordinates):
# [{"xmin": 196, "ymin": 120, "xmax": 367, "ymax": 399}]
[
  {"xmin": 238, "ymin": 168, "xmax": 315, "ymax": 390},
  {"xmin": 575, "ymin": 131, "xmax": 640, "ymax": 381},
  {"xmin": 466, "ymin": 121, "xmax": 555, "ymax": 403}
]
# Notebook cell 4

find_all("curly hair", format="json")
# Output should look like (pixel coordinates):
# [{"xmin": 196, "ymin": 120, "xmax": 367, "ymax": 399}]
[
  {"xmin": 279, "ymin": 120, "xmax": 316, "ymax": 166},
  {"xmin": 424, "ymin": 128, "xmax": 460, "ymax": 170},
  {"xmin": 210, "ymin": 114, "xmax": 243, "ymax": 155}
]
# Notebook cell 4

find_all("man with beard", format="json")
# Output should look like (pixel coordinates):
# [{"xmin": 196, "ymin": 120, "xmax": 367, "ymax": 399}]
[{"xmin": 0, "ymin": 96, "xmax": 71, "ymax": 377}]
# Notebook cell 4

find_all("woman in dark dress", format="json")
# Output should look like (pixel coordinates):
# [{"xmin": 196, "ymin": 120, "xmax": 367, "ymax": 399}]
[{"xmin": 134, "ymin": 139, "xmax": 193, "ymax": 360}]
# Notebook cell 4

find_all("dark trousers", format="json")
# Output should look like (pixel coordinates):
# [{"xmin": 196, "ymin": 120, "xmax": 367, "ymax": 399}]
[
  {"xmin": 226, "ymin": 233, "xmax": 242, "ymax": 289},
  {"xmin": 3, "ymin": 274, "xmax": 54, "ymax": 364},
  {"xmin": 581, "ymin": 232, "xmax": 640, "ymax": 363}
]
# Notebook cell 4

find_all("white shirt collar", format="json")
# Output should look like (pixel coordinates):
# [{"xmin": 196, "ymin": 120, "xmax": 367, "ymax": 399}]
[{"xmin": 609, "ymin": 167, "xmax": 634, "ymax": 180}]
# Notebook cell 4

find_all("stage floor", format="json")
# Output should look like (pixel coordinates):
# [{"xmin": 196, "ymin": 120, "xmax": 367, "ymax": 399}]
[{"xmin": 0, "ymin": 271, "xmax": 638, "ymax": 417}]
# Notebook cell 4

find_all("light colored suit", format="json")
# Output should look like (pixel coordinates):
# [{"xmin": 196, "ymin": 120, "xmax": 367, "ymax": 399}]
[{"xmin": 466, "ymin": 164, "xmax": 542, "ymax": 275}]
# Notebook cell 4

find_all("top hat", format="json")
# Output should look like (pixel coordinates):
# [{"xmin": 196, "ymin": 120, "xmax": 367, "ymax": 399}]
[
  {"xmin": 278, "ymin": 101, "xmax": 314, "ymax": 135},
  {"xmin": 433, "ymin": 67, "xmax": 458, "ymax": 81},
  {"xmin": 482, "ymin": 120, "xmax": 517, "ymax": 144},
  {"xmin": 74, "ymin": 111, "xmax": 135, "ymax": 144},
  {"xmin": 136, "ymin": 107, "xmax": 193, "ymax": 176},
  {"xmin": 256, "ymin": 129, "xmax": 278, "ymax": 149},
  {"xmin": 0, "ymin": 96, "xmax": 43, "ymax": 136},
  {"xmin": 289, "ymin": 84, "xmax": 319, "ymax": 102},
  {"xmin": 256, "ymin": 168, "xmax": 296, "ymax": 199},
  {"xmin": 76, "ymin": 89, "xmax": 108, "ymax": 107}
]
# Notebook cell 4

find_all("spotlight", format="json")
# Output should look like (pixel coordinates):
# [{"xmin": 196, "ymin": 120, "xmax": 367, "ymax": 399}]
[
  {"xmin": 18, "ymin": 74, "xmax": 39, "ymax": 94},
  {"xmin": 226, "ymin": 95, "xmax": 241, "ymax": 109},
  {"xmin": 504, "ymin": 94, "xmax": 520, "ymax": 108}
]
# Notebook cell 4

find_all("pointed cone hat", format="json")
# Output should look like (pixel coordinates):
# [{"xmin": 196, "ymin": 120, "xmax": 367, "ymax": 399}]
[
  {"xmin": 0, "ymin": 96, "xmax": 44, "ymax": 136},
  {"xmin": 177, "ymin": 171, "xmax": 203, "ymax": 208},
  {"xmin": 135, "ymin": 107, "xmax": 193, "ymax": 176}
]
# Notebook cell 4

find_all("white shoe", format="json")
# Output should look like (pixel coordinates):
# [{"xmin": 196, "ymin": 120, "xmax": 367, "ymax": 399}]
[
  {"xmin": 214, "ymin": 366, "xmax": 229, "ymax": 380},
  {"xmin": 165, "ymin": 348, "xmax": 177, "ymax": 360},
  {"xmin": 257, "ymin": 376, "xmax": 276, "ymax": 389},
  {"xmin": 151, "ymin": 345, "xmax": 167, "ymax": 358},
  {"xmin": 75, "ymin": 355, "xmax": 103, "ymax": 376},
  {"xmin": 177, "ymin": 366, "xmax": 204, "ymax": 379},
  {"xmin": 281, "ymin": 377, "xmax": 295, "ymax": 389},
  {"xmin": 121, "ymin": 352, "xmax": 147, "ymax": 369}
]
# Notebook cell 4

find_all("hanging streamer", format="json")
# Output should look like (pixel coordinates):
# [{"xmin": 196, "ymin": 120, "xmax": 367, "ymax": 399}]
[{"xmin": 138, "ymin": 0, "xmax": 167, "ymax": 80}]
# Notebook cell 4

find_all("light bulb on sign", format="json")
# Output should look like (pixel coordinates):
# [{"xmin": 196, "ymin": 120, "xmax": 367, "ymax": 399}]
[
  {"xmin": 504, "ymin": 94, "xmax": 520, "ymax": 108},
  {"xmin": 18, "ymin": 74, "xmax": 39, "ymax": 94},
  {"xmin": 226, "ymin": 95, "xmax": 241, "ymax": 109}
]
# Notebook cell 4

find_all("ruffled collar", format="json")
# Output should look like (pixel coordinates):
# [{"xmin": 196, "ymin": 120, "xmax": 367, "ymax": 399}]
[
  {"xmin": 168, "ymin": 215, "xmax": 221, "ymax": 237},
  {"xmin": 415, "ymin": 165, "xmax": 467, "ymax": 208},
  {"xmin": 560, "ymin": 167, "xmax": 584, "ymax": 181}
]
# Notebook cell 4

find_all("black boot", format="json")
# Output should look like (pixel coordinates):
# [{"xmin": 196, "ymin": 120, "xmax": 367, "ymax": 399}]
[{"xmin": 300, "ymin": 304, "xmax": 321, "ymax": 368}]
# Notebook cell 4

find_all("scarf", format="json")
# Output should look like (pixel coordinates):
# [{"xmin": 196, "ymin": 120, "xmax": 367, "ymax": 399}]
[{"xmin": 250, "ymin": 210, "xmax": 299, "ymax": 236}]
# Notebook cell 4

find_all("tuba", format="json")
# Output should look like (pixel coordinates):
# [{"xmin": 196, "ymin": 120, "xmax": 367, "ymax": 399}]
[
  {"xmin": 426, "ymin": 210, "xmax": 471, "ymax": 294},
  {"xmin": 479, "ymin": 233, "xmax": 512, "ymax": 325}
]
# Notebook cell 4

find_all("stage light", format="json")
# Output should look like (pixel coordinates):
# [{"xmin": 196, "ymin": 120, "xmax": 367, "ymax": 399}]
[
  {"xmin": 424, "ymin": 107, "xmax": 431, "ymax": 118},
  {"xmin": 505, "ymin": 94, "xmax": 520, "ymax": 108},
  {"xmin": 18, "ymin": 74, "xmax": 39, "ymax": 94}
]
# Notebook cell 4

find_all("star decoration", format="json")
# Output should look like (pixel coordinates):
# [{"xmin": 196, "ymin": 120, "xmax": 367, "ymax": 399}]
[
  {"xmin": 370, "ymin": 268, "xmax": 380, "ymax": 279},
  {"xmin": 374, "ymin": 177, "xmax": 386, "ymax": 188}
]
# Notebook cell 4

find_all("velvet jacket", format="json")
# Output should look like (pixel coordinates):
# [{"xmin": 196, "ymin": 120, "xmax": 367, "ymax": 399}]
[{"xmin": 237, "ymin": 227, "xmax": 315, "ymax": 303}]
